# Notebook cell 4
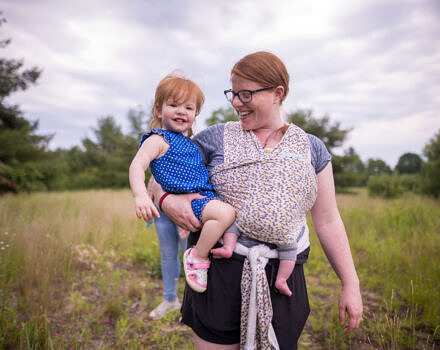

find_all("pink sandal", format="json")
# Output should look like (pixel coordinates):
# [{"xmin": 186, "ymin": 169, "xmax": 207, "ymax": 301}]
[{"xmin": 183, "ymin": 248, "xmax": 210, "ymax": 293}]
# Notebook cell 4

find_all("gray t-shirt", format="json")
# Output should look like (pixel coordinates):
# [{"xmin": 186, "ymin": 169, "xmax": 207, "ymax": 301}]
[{"xmin": 193, "ymin": 123, "xmax": 332, "ymax": 259}]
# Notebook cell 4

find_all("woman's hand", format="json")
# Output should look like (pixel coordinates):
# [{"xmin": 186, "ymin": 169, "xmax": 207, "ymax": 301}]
[
  {"xmin": 339, "ymin": 283, "xmax": 363, "ymax": 333},
  {"xmin": 134, "ymin": 192, "xmax": 160, "ymax": 222},
  {"xmin": 161, "ymin": 193, "xmax": 204, "ymax": 232}
]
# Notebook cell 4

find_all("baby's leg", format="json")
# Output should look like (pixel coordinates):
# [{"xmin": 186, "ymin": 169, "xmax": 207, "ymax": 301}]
[
  {"xmin": 192, "ymin": 200, "xmax": 236, "ymax": 260},
  {"xmin": 275, "ymin": 259, "xmax": 296, "ymax": 296},
  {"xmin": 211, "ymin": 232, "xmax": 238, "ymax": 259}
]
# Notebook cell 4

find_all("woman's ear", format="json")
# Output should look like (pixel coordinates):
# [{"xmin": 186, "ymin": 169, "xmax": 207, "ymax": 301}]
[{"xmin": 274, "ymin": 86, "xmax": 285, "ymax": 104}]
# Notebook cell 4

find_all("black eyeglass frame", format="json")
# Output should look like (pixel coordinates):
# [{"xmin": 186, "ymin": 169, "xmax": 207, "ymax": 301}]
[{"xmin": 223, "ymin": 86, "xmax": 275, "ymax": 104}]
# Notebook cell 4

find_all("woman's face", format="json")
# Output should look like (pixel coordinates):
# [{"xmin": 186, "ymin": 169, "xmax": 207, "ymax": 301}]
[{"xmin": 230, "ymin": 74, "xmax": 281, "ymax": 131}]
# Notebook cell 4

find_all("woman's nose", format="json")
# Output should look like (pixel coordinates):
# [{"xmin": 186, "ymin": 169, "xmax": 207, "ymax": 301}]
[{"xmin": 231, "ymin": 95, "xmax": 243, "ymax": 108}]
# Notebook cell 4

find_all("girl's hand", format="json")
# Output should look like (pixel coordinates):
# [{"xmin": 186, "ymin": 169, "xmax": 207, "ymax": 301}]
[
  {"xmin": 161, "ymin": 193, "xmax": 204, "ymax": 232},
  {"xmin": 134, "ymin": 192, "xmax": 160, "ymax": 222},
  {"xmin": 177, "ymin": 226, "xmax": 189, "ymax": 240}
]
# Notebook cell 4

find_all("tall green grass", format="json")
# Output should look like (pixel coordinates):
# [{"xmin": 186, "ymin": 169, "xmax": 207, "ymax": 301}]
[
  {"xmin": 0, "ymin": 189, "xmax": 439, "ymax": 349},
  {"xmin": 304, "ymin": 190, "xmax": 440, "ymax": 349}
]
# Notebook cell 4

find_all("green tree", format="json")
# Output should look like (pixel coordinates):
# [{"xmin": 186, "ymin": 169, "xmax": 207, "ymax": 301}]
[
  {"xmin": 332, "ymin": 147, "xmax": 366, "ymax": 188},
  {"xmin": 70, "ymin": 116, "xmax": 138, "ymax": 189},
  {"xmin": 286, "ymin": 109, "xmax": 351, "ymax": 154},
  {"xmin": 395, "ymin": 152, "xmax": 422, "ymax": 174},
  {"xmin": 0, "ymin": 14, "xmax": 51, "ymax": 192},
  {"xmin": 205, "ymin": 106, "xmax": 237, "ymax": 126},
  {"xmin": 127, "ymin": 105, "xmax": 150, "ymax": 140},
  {"xmin": 421, "ymin": 129, "xmax": 440, "ymax": 197},
  {"xmin": 365, "ymin": 158, "xmax": 392, "ymax": 178}
]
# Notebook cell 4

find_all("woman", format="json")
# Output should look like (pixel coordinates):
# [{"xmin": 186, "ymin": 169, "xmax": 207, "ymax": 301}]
[{"xmin": 154, "ymin": 51, "xmax": 363, "ymax": 349}]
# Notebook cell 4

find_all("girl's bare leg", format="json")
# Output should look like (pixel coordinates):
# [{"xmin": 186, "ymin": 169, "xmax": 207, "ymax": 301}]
[
  {"xmin": 193, "ymin": 333, "xmax": 239, "ymax": 350},
  {"xmin": 192, "ymin": 200, "xmax": 235, "ymax": 260},
  {"xmin": 274, "ymin": 259, "xmax": 296, "ymax": 296}
]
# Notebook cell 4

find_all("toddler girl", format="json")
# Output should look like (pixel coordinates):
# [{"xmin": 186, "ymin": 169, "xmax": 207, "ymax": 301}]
[{"xmin": 129, "ymin": 73, "xmax": 237, "ymax": 293}]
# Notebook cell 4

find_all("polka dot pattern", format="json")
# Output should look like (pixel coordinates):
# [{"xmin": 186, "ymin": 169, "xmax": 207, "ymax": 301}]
[{"xmin": 140, "ymin": 129, "xmax": 216, "ymax": 222}]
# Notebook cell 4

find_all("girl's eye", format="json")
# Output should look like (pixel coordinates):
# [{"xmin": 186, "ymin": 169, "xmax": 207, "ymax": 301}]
[
  {"xmin": 186, "ymin": 106, "xmax": 194, "ymax": 110},
  {"xmin": 170, "ymin": 103, "xmax": 177, "ymax": 107}
]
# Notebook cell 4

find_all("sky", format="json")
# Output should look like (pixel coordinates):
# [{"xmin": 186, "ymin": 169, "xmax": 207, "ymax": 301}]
[{"xmin": 2, "ymin": 0, "xmax": 440, "ymax": 167}]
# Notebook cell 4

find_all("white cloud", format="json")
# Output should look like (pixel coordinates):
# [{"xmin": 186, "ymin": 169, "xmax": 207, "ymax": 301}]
[{"xmin": 1, "ymin": 0, "xmax": 439, "ymax": 163}]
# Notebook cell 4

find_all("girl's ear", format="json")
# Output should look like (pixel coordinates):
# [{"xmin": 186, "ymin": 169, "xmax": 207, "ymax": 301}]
[
  {"xmin": 274, "ymin": 85, "xmax": 285, "ymax": 104},
  {"xmin": 154, "ymin": 104, "xmax": 162, "ymax": 119}
]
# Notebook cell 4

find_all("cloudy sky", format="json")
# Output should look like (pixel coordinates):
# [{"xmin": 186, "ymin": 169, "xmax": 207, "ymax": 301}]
[{"xmin": 2, "ymin": 0, "xmax": 439, "ymax": 166}]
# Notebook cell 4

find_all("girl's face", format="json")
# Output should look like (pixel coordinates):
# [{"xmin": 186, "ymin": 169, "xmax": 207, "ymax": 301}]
[
  {"xmin": 230, "ymin": 74, "xmax": 282, "ymax": 131},
  {"xmin": 157, "ymin": 95, "xmax": 197, "ymax": 133}
]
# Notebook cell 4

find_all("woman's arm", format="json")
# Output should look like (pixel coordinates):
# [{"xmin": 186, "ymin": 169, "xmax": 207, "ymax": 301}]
[
  {"xmin": 310, "ymin": 162, "xmax": 363, "ymax": 333},
  {"xmin": 129, "ymin": 135, "xmax": 166, "ymax": 221},
  {"xmin": 148, "ymin": 178, "xmax": 204, "ymax": 232}
]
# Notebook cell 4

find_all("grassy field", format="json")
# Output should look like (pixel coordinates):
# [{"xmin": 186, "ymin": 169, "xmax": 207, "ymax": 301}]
[{"xmin": 0, "ymin": 189, "xmax": 439, "ymax": 349}]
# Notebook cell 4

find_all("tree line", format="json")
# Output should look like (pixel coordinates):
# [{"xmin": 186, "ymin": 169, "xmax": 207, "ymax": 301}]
[{"xmin": 1, "ymin": 16, "xmax": 439, "ymax": 197}]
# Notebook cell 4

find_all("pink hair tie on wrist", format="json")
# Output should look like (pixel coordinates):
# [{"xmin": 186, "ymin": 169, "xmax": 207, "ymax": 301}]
[{"xmin": 159, "ymin": 192, "xmax": 171, "ymax": 212}]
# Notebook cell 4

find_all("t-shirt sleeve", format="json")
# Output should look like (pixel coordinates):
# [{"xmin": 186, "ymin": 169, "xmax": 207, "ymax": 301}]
[
  {"xmin": 308, "ymin": 134, "xmax": 332, "ymax": 174},
  {"xmin": 192, "ymin": 124, "xmax": 225, "ymax": 167}
]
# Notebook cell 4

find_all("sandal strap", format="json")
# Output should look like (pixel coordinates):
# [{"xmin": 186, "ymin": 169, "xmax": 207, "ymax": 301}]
[{"xmin": 188, "ymin": 261, "xmax": 210, "ymax": 269}]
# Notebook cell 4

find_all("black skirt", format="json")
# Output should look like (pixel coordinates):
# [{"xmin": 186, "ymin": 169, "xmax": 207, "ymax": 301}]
[{"xmin": 180, "ymin": 232, "xmax": 310, "ymax": 350}]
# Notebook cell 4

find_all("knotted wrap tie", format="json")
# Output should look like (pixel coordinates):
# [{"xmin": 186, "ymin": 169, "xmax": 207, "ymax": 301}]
[{"xmin": 234, "ymin": 242, "xmax": 279, "ymax": 350}]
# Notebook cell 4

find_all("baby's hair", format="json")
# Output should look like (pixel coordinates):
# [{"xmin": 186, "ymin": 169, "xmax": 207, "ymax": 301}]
[{"xmin": 149, "ymin": 72, "xmax": 205, "ymax": 137}]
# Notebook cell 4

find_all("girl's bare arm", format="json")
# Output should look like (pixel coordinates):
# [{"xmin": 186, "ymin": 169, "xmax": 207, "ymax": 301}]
[{"xmin": 129, "ymin": 135, "xmax": 168, "ymax": 221}]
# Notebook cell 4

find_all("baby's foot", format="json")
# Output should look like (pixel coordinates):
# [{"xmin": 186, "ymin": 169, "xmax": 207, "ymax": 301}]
[
  {"xmin": 275, "ymin": 278, "xmax": 292, "ymax": 296},
  {"xmin": 211, "ymin": 245, "xmax": 234, "ymax": 259}
]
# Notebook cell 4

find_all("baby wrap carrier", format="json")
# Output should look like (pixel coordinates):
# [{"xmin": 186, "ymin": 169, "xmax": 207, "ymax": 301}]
[
  {"xmin": 210, "ymin": 121, "xmax": 318, "ymax": 247},
  {"xmin": 210, "ymin": 122, "xmax": 318, "ymax": 349}
]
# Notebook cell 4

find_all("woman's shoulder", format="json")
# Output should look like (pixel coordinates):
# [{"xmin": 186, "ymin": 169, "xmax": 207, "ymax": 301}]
[
  {"xmin": 193, "ymin": 123, "xmax": 225, "ymax": 142},
  {"xmin": 305, "ymin": 133, "xmax": 332, "ymax": 173}
]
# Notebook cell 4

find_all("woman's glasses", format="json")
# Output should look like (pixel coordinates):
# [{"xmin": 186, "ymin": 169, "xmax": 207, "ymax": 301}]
[{"xmin": 224, "ymin": 86, "xmax": 274, "ymax": 104}]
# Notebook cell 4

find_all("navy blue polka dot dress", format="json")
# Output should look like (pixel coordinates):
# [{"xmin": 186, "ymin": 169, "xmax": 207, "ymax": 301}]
[{"xmin": 139, "ymin": 129, "xmax": 216, "ymax": 222}]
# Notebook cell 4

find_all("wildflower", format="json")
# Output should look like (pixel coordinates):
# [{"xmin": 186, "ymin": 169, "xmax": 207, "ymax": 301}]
[
  {"xmin": 6, "ymin": 244, "xmax": 9, "ymax": 248},
  {"xmin": 1, "ymin": 247, "xmax": 5, "ymax": 250},
  {"xmin": 45, "ymin": 234, "xmax": 50, "ymax": 238},
  {"xmin": 106, "ymin": 319, "xmax": 110, "ymax": 323},
  {"xmin": 78, "ymin": 338, "xmax": 82, "ymax": 343},
  {"xmin": 55, "ymin": 332, "xmax": 59, "ymax": 336},
  {"xmin": 0, "ymin": 241, "xmax": 3, "ymax": 245},
  {"xmin": 4, "ymin": 232, "xmax": 8, "ymax": 235}
]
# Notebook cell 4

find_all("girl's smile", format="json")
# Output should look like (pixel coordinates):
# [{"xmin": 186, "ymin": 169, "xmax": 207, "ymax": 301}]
[{"xmin": 158, "ymin": 97, "xmax": 197, "ymax": 134}]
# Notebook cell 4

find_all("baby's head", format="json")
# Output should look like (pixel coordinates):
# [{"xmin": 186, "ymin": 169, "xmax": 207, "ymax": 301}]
[{"xmin": 150, "ymin": 73, "xmax": 205, "ymax": 137}]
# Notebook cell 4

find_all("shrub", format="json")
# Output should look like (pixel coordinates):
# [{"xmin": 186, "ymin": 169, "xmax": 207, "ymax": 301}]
[
  {"xmin": 421, "ymin": 160, "xmax": 440, "ymax": 198},
  {"xmin": 398, "ymin": 174, "xmax": 422, "ymax": 193},
  {"xmin": 367, "ymin": 174, "xmax": 404, "ymax": 198}
]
